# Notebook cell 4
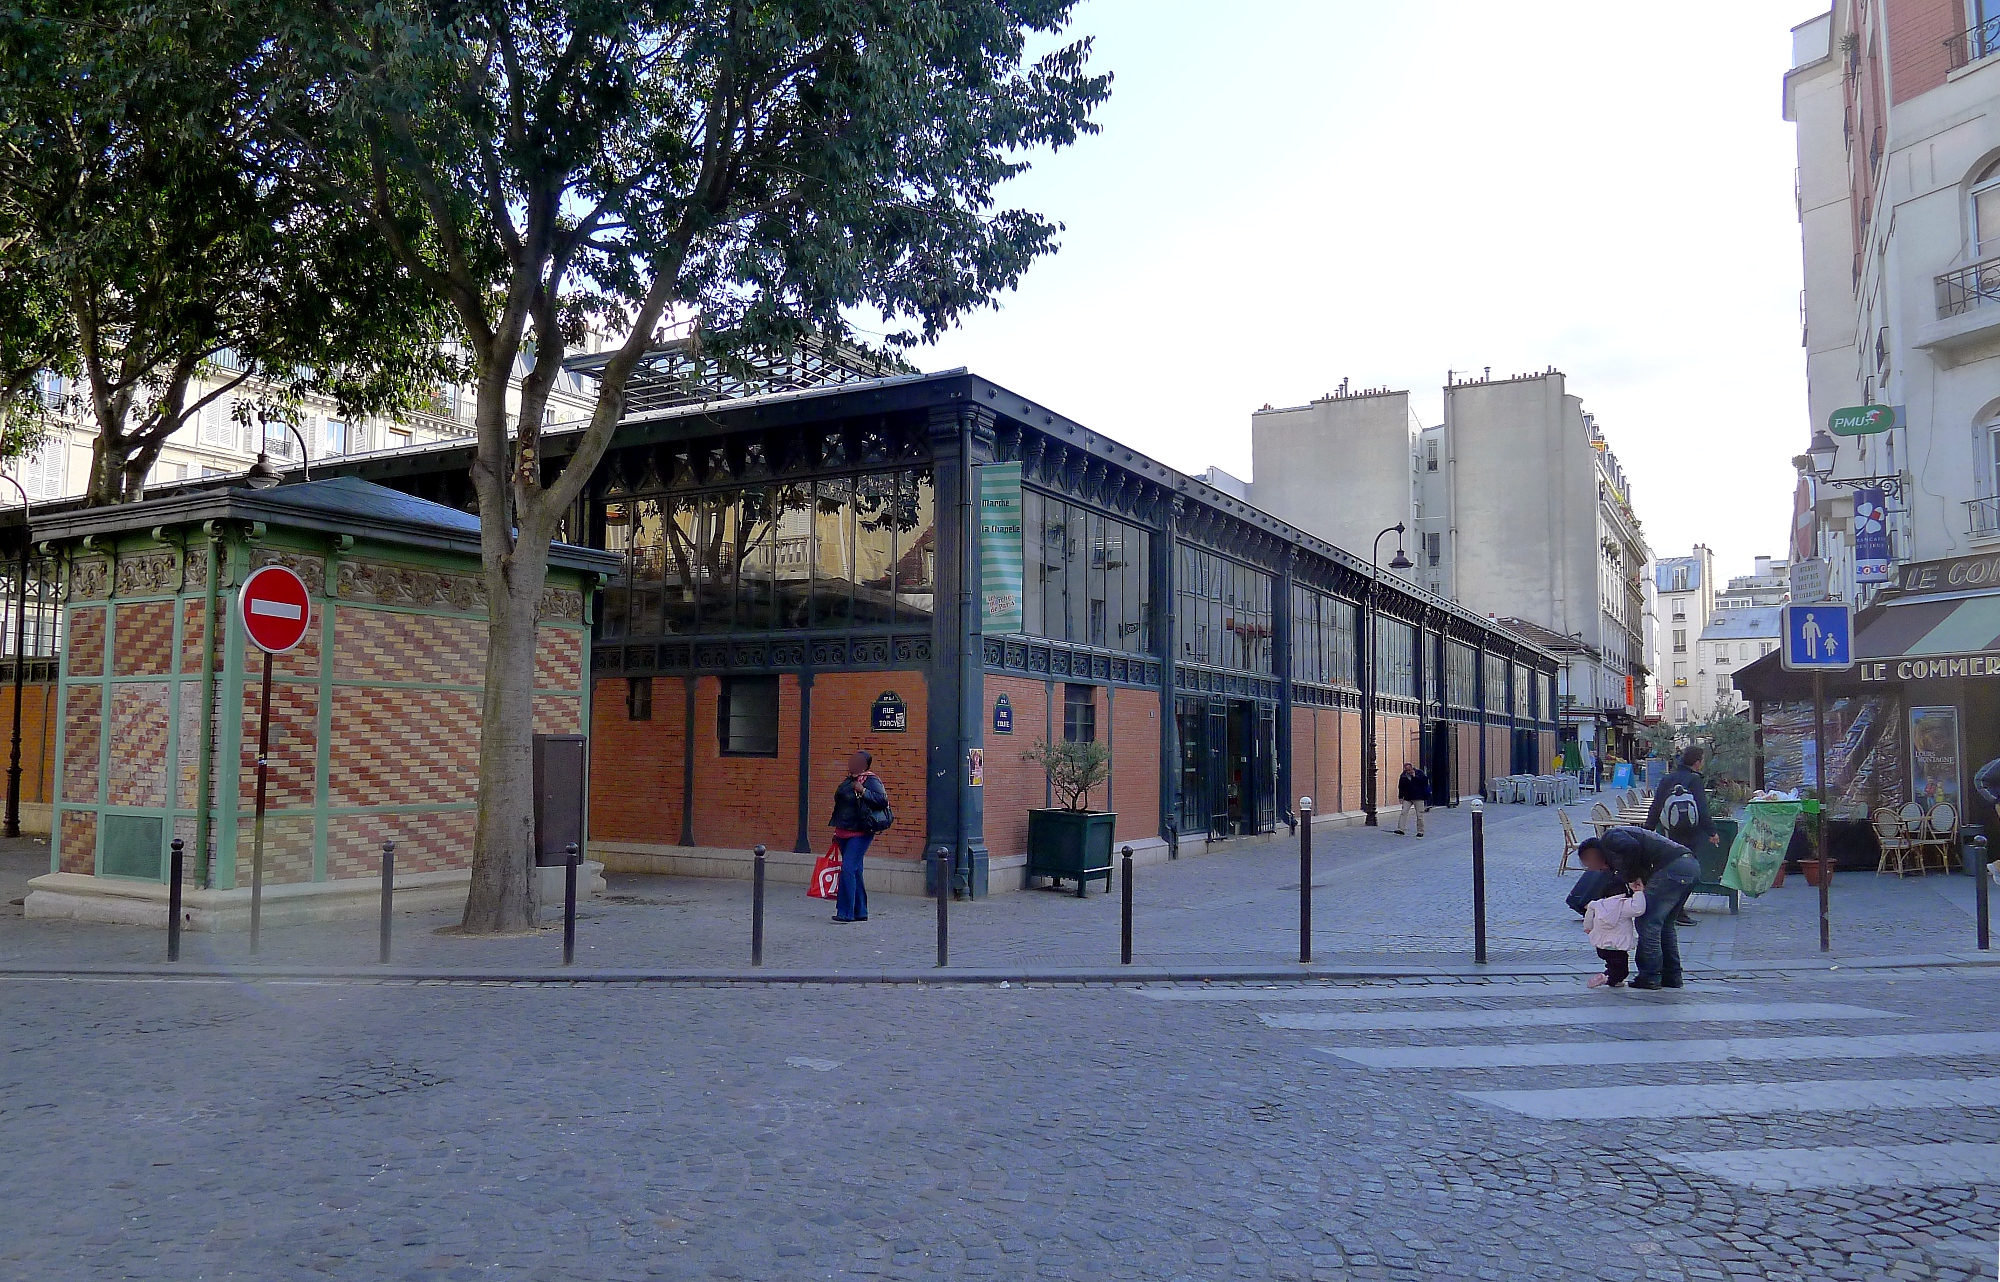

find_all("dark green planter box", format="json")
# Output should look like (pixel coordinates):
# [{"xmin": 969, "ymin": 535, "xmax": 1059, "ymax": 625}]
[{"xmin": 1026, "ymin": 808, "xmax": 1116, "ymax": 896}]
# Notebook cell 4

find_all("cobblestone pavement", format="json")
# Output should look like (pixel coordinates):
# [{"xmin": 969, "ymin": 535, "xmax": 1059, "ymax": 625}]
[
  {"xmin": 0, "ymin": 800, "xmax": 1989, "ymax": 975},
  {"xmin": 0, "ymin": 800, "xmax": 1984, "ymax": 968},
  {"xmin": 1, "ymin": 967, "xmax": 1995, "ymax": 1279}
]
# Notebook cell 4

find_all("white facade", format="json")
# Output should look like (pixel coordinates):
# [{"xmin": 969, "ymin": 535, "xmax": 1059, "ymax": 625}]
[
  {"xmin": 1654, "ymin": 545, "xmax": 1717, "ymax": 725},
  {"xmin": 1785, "ymin": 2, "xmax": 2000, "ymax": 598},
  {"xmin": 1697, "ymin": 605, "xmax": 1783, "ymax": 717},
  {"xmin": 1248, "ymin": 387, "xmax": 1417, "ymax": 578}
]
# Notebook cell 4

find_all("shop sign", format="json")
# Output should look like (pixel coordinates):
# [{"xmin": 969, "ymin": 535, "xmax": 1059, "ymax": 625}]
[
  {"xmin": 979, "ymin": 461, "xmax": 1024, "ymax": 633},
  {"xmin": 1827, "ymin": 404, "xmax": 1901, "ymax": 436},
  {"xmin": 1861, "ymin": 652, "xmax": 2000, "ymax": 681},
  {"xmin": 992, "ymin": 694, "xmax": 1014, "ymax": 735},
  {"xmin": 1853, "ymin": 489, "xmax": 1890, "ymax": 583},
  {"xmin": 1896, "ymin": 552, "xmax": 2000, "ymax": 595},
  {"xmin": 870, "ymin": 690, "xmax": 908, "ymax": 732}
]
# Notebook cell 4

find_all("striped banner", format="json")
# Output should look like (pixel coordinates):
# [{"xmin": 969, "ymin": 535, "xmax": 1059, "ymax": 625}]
[{"xmin": 979, "ymin": 461, "xmax": 1024, "ymax": 633}]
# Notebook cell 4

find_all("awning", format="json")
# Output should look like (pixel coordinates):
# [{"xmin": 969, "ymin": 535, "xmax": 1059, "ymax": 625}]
[{"xmin": 1732, "ymin": 588, "xmax": 2000, "ymax": 701}]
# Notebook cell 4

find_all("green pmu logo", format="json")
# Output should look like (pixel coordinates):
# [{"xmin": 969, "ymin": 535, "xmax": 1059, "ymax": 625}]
[{"xmin": 1828, "ymin": 405, "xmax": 1893, "ymax": 436}]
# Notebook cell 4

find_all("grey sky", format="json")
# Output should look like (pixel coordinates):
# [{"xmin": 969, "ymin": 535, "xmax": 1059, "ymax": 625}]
[{"xmin": 905, "ymin": 2, "xmax": 1822, "ymax": 584}]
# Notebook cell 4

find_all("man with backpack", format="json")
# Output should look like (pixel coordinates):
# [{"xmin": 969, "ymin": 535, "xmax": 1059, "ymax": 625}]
[{"xmin": 1645, "ymin": 746, "xmax": 1720, "ymax": 928}]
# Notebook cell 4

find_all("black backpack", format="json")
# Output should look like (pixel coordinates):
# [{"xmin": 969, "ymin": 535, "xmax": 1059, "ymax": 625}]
[{"xmin": 1662, "ymin": 785, "xmax": 1700, "ymax": 844}]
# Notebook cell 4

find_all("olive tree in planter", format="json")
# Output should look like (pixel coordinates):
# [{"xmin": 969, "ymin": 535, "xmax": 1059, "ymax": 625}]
[{"xmin": 1024, "ymin": 739, "xmax": 1115, "ymax": 897}]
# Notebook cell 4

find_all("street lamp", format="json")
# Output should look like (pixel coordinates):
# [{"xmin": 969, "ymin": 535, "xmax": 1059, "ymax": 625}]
[
  {"xmin": 244, "ymin": 422, "xmax": 312, "ymax": 490},
  {"xmin": 1361, "ymin": 523, "xmax": 1410, "ymax": 828},
  {"xmin": 1793, "ymin": 427, "xmax": 1904, "ymax": 500},
  {"xmin": 0, "ymin": 474, "xmax": 30, "ymax": 839}
]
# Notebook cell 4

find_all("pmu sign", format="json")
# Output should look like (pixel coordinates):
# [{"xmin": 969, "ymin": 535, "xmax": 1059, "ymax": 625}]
[{"xmin": 238, "ymin": 565, "xmax": 311, "ymax": 654}]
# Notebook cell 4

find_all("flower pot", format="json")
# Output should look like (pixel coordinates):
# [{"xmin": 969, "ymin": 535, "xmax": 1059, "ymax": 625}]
[
  {"xmin": 1026, "ymin": 808, "xmax": 1116, "ymax": 897},
  {"xmin": 1800, "ymin": 859, "xmax": 1832, "ymax": 888}
]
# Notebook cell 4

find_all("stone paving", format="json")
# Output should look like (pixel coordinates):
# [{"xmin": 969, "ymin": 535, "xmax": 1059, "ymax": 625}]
[
  {"xmin": 0, "ymin": 801, "xmax": 1988, "ymax": 976},
  {"xmin": 1, "ymin": 966, "xmax": 1995, "ymax": 1279}
]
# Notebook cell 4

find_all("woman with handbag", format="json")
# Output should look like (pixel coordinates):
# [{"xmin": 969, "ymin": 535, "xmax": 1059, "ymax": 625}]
[{"xmin": 828, "ymin": 749, "xmax": 891, "ymax": 923}]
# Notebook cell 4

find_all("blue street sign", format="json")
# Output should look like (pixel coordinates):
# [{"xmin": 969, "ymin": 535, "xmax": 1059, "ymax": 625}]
[{"xmin": 1781, "ymin": 602, "xmax": 1854, "ymax": 671}]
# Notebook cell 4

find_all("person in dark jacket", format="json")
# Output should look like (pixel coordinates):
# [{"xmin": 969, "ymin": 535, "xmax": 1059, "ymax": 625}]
[
  {"xmin": 1644, "ymin": 747, "xmax": 1720, "ymax": 928},
  {"xmin": 1394, "ymin": 763, "xmax": 1430, "ymax": 836},
  {"xmin": 1575, "ymin": 826, "xmax": 1701, "ymax": 989},
  {"xmin": 828, "ymin": 750, "xmax": 889, "ymax": 924}
]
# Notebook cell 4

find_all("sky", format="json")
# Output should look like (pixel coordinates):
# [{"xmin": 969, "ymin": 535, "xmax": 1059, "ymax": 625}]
[{"xmin": 893, "ymin": 1, "xmax": 1827, "ymax": 585}]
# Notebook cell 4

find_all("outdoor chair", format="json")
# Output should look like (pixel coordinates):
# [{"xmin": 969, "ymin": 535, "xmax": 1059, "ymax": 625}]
[
  {"xmin": 1916, "ymin": 802, "xmax": 1958, "ymax": 875},
  {"xmin": 1558, "ymin": 809, "xmax": 1581, "ymax": 873},
  {"xmin": 1873, "ymin": 808, "xmax": 1915, "ymax": 876},
  {"xmin": 1589, "ymin": 801, "xmax": 1617, "ymax": 838}
]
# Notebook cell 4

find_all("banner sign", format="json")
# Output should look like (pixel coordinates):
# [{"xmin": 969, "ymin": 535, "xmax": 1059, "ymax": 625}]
[
  {"xmin": 978, "ymin": 462, "xmax": 1024, "ymax": 633},
  {"xmin": 1827, "ymin": 405, "xmax": 1901, "ymax": 436},
  {"xmin": 1853, "ymin": 488, "xmax": 1890, "ymax": 583}
]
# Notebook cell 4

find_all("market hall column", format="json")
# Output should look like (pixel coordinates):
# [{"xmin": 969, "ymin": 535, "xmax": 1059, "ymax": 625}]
[
  {"xmin": 925, "ymin": 403, "xmax": 994, "ymax": 898},
  {"xmin": 1155, "ymin": 495, "xmax": 1183, "ymax": 844},
  {"xmin": 1275, "ymin": 546, "xmax": 1295, "ymax": 830}
]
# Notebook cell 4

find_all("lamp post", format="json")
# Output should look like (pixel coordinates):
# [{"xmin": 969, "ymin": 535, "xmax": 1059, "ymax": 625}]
[
  {"xmin": 1363, "ymin": 523, "xmax": 1414, "ymax": 827},
  {"xmin": 0, "ymin": 475, "xmax": 29, "ymax": 839},
  {"xmin": 1792, "ymin": 429, "xmax": 1904, "ymax": 501},
  {"xmin": 245, "ymin": 421, "xmax": 312, "ymax": 489}
]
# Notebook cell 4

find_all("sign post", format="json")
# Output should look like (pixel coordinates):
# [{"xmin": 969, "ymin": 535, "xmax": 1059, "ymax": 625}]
[
  {"xmin": 1781, "ymin": 602, "xmax": 1854, "ymax": 953},
  {"xmin": 237, "ymin": 565, "xmax": 311, "ymax": 954}
]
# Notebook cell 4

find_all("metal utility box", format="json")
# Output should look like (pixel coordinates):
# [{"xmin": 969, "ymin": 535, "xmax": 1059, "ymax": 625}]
[{"xmin": 533, "ymin": 734, "xmax": 588, "ymax": 867}]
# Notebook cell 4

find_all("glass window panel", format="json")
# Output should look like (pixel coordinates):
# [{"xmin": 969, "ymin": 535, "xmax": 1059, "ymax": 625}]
[
  {"xmin": 852, "ymin": 471, "xmax": 898, "ymax": 626},
  {"xmin": 1043, "ymin": 499, "xmax": 1070, "ymax": 642},
  {"xmin": 1021, "ymin": 488, "xmax": 1045, "ymax": 637},
  {"xmin": 601, "ymin": 505, "xmax": 633, "ymax": 639},
  {"xmin": 812, "ymin": 478, "xmax": 854, "ymax": 628},
  {"xmin": 735, "ymin": 487, "xmax": 777, "ymax": 631},
  {"xmin": 1086, "ymin": 510, "xmax": 1108, "ymax": 647},
  {"xmin": 1134, "ymin": 533, "xmax": 1151, "ymax": 652},
  {"xmin": 1063, "ymin": 503, "xmax": 1088, "ymax": 644},
  {"xmin": 896, "ymin": 469, "xmax": 937, "ymax": 627},
  {"xmin": 772, "ymin": 483, "xmax": 814, "ymax": 629}
]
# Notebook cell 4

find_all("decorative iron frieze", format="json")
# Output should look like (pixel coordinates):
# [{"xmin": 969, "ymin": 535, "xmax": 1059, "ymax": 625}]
[
  {"xmin": 70, "ymin": 558, "xmax": 110, "ymax": 600},
  {"xmin": 598, "ymin": 631, "xmax": 930, "ymax": 677},
  {"xmin": 114, "ymin": 551, "xmax": 179, "ymax": 597},
  {"xmin": 337, "ymin": 559, "xmax": 480, "ymax": 612},
  {"xmin": 253, "ymin": 550, "xmax": 327, "ymax": 598}
]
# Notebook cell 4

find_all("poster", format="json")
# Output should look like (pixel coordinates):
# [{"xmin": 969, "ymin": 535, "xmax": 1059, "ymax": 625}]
[
  {"xmin": 1854, "ymin": 488, "xmax": 1891, "ymax": 583},
  {"xmin": 978, "ymin": 461, "xmax": 1024, "ymax": 633},
  {"xmin": 1908, "ymin": 705, "xmax": 1961, "ymax": 811},
  {"xmin": 1762, "ymin": 695, "xmax": 1905, "ymax": 818}
]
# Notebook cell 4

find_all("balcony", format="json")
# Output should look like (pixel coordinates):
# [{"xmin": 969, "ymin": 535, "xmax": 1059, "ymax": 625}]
[
  {"xmin": 1917, "ymin": 257, "xmax": 2000, "ymax": 366},
  {"xmin": 1971, "ymin": 496, "xmax": 2000, "ymax": 543},
  {"xmin": 1945, "ymin": 16, "xmax": 2000, "ymax": 71}
]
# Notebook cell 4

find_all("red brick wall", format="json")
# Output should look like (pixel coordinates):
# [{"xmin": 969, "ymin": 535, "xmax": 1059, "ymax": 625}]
[
  {"xmin": 1889, "ymin": 0, "xmax": 1959, "ymax": 104},
  {"xmin": 1108, "ymin": 687, "xmax": 1160, "ymax": 843},
  {"xmin": 690, "ymin": 673, "xmax": 802, "ymax": 853},
  {"xmin": 112, "ymin": 601, "xmax": 175, "ymax": 676},
  {"xmin": 806, "ymin": 671, "xmax": 928, "ymax": 861},
  {"xmin": 1291, "ymin": 708, "xmax": 1315, "ymax": 815},
  {"xmin": 587, "ymin": 675, "xmax": 687, "ymax": 845},
  {"xmin": 981, "ymin": 674, "xmax": 1049, "ymax": 860},
  {"xmin": 1340, "ymin": 708, "xmax": 1362, "ymax": 813},
  {"xmin": 68, "ymin": 605, "xmax": 105, "ymax": 678}
]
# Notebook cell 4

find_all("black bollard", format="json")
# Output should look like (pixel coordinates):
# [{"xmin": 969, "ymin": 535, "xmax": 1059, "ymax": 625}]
[
  {"xmin": 932, "ymin": 845, "xmax": 949, "ymax": 968},
  {"xmin": 378, "ymin": 841, "xmax": 395, "ymax": 964},
  {"xmin": 1298, "ymin": 797, "xmax": 1313, "ymax": 965},
  {"xmin": 751, "ymin": 844, "xmax": 767, "ymax": 967},
  {"xmin": 1120, "ymin": 845, "xmax": 1134, "ymax": 965},
  {"xmin": 563, "ymin": 842, "xmax": 579, "ymax": 966},
  {"xmin": 1166, "ymin": 820, "xmax": 1179, "ymax": 861},
  {"xmin": 1471, "ymin": 797, "xmax": 1488, "ymax": 964},
  {"xmin": 1977, "ymin": 835, "xmax": 1991, "ymax": 952},
  {"xmin": 167, "ymin": 838, "xmax": 185, "ymax": 963}
]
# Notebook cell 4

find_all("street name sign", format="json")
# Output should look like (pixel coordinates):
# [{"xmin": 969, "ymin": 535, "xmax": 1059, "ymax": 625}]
[
  {"xmin": 1780, "ymin": 602, "xmax": 1854, "ymax": 671},
  {"xmin": 239, "ymin": 564, "xmax": 311, "ymax": 654}
]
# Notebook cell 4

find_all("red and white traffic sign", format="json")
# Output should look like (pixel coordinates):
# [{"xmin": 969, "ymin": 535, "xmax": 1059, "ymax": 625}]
[{"xmin": 238, "ymin": 565, "xmax": 312, "ymax": 654}]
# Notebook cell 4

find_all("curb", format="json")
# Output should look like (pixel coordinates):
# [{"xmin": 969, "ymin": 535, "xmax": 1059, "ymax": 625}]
[{"xmin": 0, "ymin": 951, "xmax": 1994, "ymax": 986}]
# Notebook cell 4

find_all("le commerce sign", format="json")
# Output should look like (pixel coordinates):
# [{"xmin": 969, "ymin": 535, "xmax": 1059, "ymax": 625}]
[{"xmin": 1827, "ymin": 404, "xmax": 1904, "ymax": 437}]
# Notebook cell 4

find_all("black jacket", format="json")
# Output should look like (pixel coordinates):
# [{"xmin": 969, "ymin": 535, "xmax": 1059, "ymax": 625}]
[
  {"xmin": 1594, "ymin": 825, "xmax": 1693, "ymax": 884},
  {"xmin": 829, "ymin": 773, "xmax": 889, "ymax": 832},
  {"xmin": 1645, "ymin": 767, "xmax": 1715, "ymax": 843},
  {"xmin": 1396, "ymin": 769, "xmax": 1430, "ymax": 803},
  {"xmin": 1975, "ymin": 757, "xmax": 2000, "ymax": 805},
  {"xmin": 1567, "ymin": 868, "xmax": 1625, "ymax": 916}
]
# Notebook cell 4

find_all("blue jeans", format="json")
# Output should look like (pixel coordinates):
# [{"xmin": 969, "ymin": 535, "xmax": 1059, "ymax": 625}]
[
  {"xmin": 1635, "ymin": 855, "xmax": 1701, "ymax": 984},
  {"xmin": 835, "ymin": 833, "xmax": 871, "ymax": 921}
]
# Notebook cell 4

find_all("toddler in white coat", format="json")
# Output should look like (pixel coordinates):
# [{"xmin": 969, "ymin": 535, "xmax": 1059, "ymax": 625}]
[{"xmin": 1583, "ymin": 883, "xmax": 1647, "ymax": 988}]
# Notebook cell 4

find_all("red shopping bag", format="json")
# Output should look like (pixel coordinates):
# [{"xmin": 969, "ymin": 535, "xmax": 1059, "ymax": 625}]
[{"xmin": 808, "ymin": 842, "xmax": 842, "ymax": 899}]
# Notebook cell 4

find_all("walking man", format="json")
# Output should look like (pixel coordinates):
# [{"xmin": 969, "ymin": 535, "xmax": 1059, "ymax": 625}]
[
  {"xmin": 1394, "ymin": 761, "xmax": 1429, "ymax": 837},
  {"xmin": 1645, "ymin": 746, "xmax": 1721, "ymax": 928}
]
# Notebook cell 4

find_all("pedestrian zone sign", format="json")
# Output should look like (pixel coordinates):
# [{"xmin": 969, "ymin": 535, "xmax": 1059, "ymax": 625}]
[{"xmin": 1781, "ymin": 602, "xmax": 1854, "ymax": 671}]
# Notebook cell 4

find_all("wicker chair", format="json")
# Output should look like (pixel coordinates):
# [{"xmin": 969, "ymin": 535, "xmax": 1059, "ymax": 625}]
[
  {"xmin": 1590, "ymin": 801, "xmax": 1618, "ymax": 838},
  {"xmin": 1558, "ymin": 809, "xmax": 1582, "ymax": 873},
  {"xmin": 1873, "ymin": 808, "xmax": 1915, "ymax": 876},
  {"xmin": 1916, "ymin": 802, "xmax": 1959, "ymax": 875}
]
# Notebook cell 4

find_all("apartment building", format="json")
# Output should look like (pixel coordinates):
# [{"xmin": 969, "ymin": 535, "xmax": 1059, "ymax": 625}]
[{"xmin": 1654, "ymin": 546, "xmax": 1718, "ymax": 725}]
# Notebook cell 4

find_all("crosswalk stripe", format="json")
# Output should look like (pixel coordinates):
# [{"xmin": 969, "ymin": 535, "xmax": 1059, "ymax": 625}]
[
  {"xmin": 1134, "ymin": 985, "xmax": 1740, "ymax": 1004},
  {"xmin": 1321, "ymin": 1030, "xmax": 2000, "ymax": 1070},
  {"xmin": 1263, "ymin": 1001, "xmax": 1894, "ymax": 1032},
  {"xmin": 1460, "ymin": 1075, "xmax": 2000, "ymax": 1120},
  {"xmin": 1665, "ymin": 1141, "xmax": 2000, "ymax": 1192}
]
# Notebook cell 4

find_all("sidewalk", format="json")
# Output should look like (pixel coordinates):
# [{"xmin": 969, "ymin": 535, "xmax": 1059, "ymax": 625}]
[{"xmin": 2, "ymin": 803, "xmax": 1991, "ymax": 980}]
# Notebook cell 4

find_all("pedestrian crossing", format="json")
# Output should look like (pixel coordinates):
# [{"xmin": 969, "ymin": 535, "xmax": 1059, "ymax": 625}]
[{"xmin": 1137, "ymin": 978, "xmax": 2000, "ymax": 1246}]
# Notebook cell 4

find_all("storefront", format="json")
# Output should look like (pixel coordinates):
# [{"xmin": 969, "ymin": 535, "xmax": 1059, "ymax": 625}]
[{"xmin": 1734, "ymin": 551, "xmax": 2000, "ymax": 838}]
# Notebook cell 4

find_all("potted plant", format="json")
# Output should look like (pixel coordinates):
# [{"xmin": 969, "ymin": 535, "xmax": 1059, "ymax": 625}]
[{"xmin": 1024, "ymin": 738, "xmax": 1116, "ymax": 897}]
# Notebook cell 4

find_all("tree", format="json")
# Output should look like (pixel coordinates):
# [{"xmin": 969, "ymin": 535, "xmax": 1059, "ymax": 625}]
[
  {"xmin": 0, "ymin": 1, "xmax": 453, "ymax": 505},
  {"xmin": 303, "ymin": 0, "xmax": 1110, "ymax": 932}
]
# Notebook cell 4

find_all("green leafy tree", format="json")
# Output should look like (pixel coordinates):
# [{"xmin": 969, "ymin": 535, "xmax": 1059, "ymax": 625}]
[
  {"xmin": 0, "ymin": 1, "xmax": 454, "ymax": 505},
  {"xmin": 299, "ymin": 0, "xmax": 1110, "ymax": 931}
]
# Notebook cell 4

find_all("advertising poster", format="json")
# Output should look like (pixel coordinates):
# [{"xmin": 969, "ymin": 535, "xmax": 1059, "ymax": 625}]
[
  {"xmin": 978, "ymin": 461, "xmax": 1024, "ymax": 633},
  {"xmin": 1854, "ymin": 488, "xmax": 1891, "ymax": 583},
  {"xmin": 1761, "ymin": 695, "xmax": 1905, "ymax": 817},
  {"xmin": 1908, "ymin": 705, "xmax": 1962, "ymax": 811}
]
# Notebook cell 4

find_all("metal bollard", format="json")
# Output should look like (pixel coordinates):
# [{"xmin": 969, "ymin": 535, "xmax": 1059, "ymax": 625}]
[
  {"xmin": 378, "ymin": 841, "xmax": 395, "ymax": 964},
  {"xmin": 931, "ymin": 845, "xmax": 949, "ymax": 968},
  {"xmin": 1471, "ymin": 797, "xmax": 1487, "ymax": 964},
  {"xmin": 1166, "ymin": 820, "xmax": 1179, "ymax": 861},
  {"xmin": 1298, "ymin": 798, "xmax": 1313, "ymax": 965},
  {"xmin": 1977, "ymin": 835, "xmax": 1991, "ymax": 952},
  {"xmin": 563, "ymin": 842, "xmax": 579, "ymax": 966},
  {"xmin": 167, "ymin": 838, "xmax": 185, "ymax": 963},
  {"xmin": 1120, "ymin": 845, "xmax": 1134, "ymax": 965},
  {"xmin": 751, "ymin": 844, "xmax": 767, "ymax": 967}
]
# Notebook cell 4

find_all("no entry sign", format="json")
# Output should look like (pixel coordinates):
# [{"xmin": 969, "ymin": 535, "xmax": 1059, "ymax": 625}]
[{"xmin": 238, "ymin": 565, "xmax": 311, "ymax": 654}]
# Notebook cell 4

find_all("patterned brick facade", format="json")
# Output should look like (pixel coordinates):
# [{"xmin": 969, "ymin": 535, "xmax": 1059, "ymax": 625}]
[
  {"xmin": 535, "ymin": 627, "xmax": 585, "ymax": 692},
  {"xmin": 111, "ymin": 601, "xmax": 175, "ymax": 677},
  {"xmin": 327, "ymin": 686, "xmax": 480, "ymax": 808},
  {"xmin": 61, "ymin": 685, "xmax": 99, "ymax": 803},
  {"xmin": 68, "ymin": 606, "xmax": 104, "ymax": 678},
  {"xmin": 58, "ymin": 809, "xmax": 95, "ymax": 874},
  {"xmin": 238, "ymin": 683, "xmax": 321, "ymax": 809},
  {"xmin": 326, "ymin": 809, "xmax": 475, "ymax": 879},
  {"xmin": 333, "ymin": 606, "xmax": 486, "ymax": 685},
  {"xmin": 107, "ymin": 683, "xmax": 171, "ymax": 808}
]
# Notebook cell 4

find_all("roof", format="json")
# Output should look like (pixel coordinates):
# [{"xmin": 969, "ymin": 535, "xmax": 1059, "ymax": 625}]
[
  {"xmin": 29, "ymin": 476, "xmax": 619, "ymax": 575},
  {"xmin": 1488, "ymin": 616, "xmax": 1597, "ymax": 659},
  {"xmin": 1699, "ymin": 607, "xmax": 1782, "ymax": 642}
]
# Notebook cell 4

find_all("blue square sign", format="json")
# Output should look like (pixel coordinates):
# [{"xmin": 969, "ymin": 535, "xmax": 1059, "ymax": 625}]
[{"xmin": 1781, "ymin": 602, "xmax": 1854, "ymax": 671}]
